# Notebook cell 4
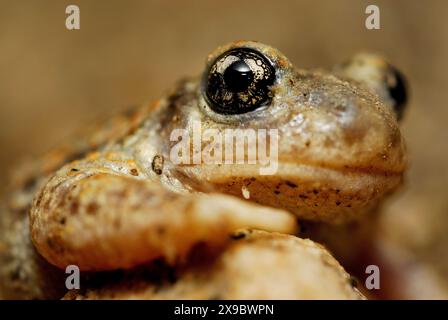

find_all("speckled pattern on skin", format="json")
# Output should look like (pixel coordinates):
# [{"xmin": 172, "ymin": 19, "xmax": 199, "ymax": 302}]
[
  {"xmin": 63, "ymin": 230, "xmax": 365, "ymax": 300},
  {"xmin": 0, "ymin": 41, "xmax": 406, "ymax": 299}
]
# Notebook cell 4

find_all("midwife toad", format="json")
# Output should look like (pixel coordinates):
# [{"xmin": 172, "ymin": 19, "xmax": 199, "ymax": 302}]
[{"xmin": 0, "ymin": 41, "xmax": 407, "ymax": 299}]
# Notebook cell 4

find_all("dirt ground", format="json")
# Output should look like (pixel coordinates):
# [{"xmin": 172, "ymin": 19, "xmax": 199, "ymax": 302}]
[{"xmin": 1, "ymin": 0, "xmax": 447, "ymax": 299}]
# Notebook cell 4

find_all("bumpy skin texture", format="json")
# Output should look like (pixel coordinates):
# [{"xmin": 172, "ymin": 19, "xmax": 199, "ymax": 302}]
[
  {"xmin": 0, "ymin": 41, "xmax": 406, "ymax": 299},
  {"xmin": 0, "ymin": 105, "xmax": 154, "ymax": 299},
  {"xmin": 63, "ymin": 230, "xmax": 364, "ymax": 300},
  {"xmin": 31, "ymin": 169, "xmax": 296, "ymax": 270}
]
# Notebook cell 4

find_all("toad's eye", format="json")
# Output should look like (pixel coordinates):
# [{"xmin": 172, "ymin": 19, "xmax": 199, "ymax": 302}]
[
  {"xmin": 386, "ymin": 66, "xmax": 408, "ymax": 120},
  {"xmin": 203, "ymin": 48, "xmax": 276, "ymax": 115}
]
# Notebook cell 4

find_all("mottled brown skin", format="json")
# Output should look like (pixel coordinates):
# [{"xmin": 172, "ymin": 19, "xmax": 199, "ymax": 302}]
[
  {"xmin": 63, "ymin": 230, "xmax": 364, "ymax": 300},
  {"xmin": 0, "ymin": 104, "xmax": 156, "ymax": 298},
  {"xmin": 0, "ymin": 41, "xmax": 406, "ymax": 299}
]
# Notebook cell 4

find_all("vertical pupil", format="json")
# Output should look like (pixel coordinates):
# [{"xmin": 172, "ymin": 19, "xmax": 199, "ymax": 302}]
[{"xmin": 223, "ymin": 60, "xmax": 253, "ymax": 93}]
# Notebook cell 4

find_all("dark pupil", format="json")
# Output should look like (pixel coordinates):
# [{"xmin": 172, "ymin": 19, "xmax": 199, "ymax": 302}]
[{"xmin": 223, "ymin": 60, "xmax": 254, "ymax": 93}]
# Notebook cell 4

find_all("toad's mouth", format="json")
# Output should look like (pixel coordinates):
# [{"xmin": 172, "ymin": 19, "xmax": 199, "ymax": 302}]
[
  {"xmin": 179, "ymin": 162, "xmax": 404, "ymax": 223},
  {"xmin": 181, "ymin": 160, "xmax": 403, "ymax": 186}
]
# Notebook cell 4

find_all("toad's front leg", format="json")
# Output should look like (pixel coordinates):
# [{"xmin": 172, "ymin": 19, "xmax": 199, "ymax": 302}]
[{"xmin": 30, "ymin": 159, "xmax": 297, "ymax": 271}]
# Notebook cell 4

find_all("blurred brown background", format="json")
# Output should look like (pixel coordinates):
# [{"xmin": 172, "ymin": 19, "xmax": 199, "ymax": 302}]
[{"xmin": 1, "ymin": 0, "xmax": 447, "ymax": 298}]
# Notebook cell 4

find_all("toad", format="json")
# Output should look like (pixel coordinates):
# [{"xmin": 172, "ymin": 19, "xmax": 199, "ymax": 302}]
[{"xmin": 0, "ymin": 41, "xmax": 407, "ymax": 299}]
